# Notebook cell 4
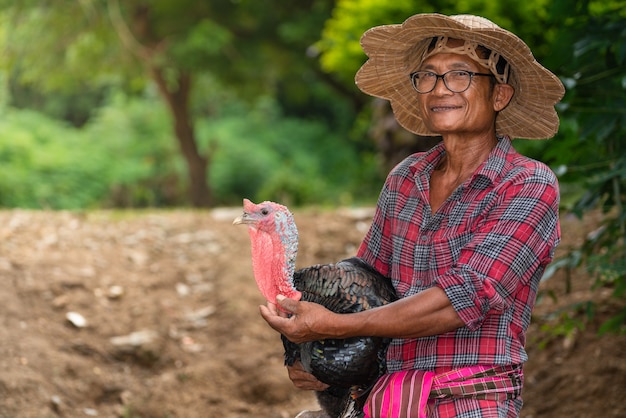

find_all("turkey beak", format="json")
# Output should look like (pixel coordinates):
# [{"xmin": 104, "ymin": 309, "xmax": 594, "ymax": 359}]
[{"xmin": 233, "ymin": 212, "xmax": 253, "ymax": 225}]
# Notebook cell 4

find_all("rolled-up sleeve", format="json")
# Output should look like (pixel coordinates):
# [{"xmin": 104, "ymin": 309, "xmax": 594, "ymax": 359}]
[{"xmin": 434, "ymin": 168, "xmax": 560, "ymax": 331}]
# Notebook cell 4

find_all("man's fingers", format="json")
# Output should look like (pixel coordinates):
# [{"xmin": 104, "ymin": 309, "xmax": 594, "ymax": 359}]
[
  {"xmin": 276, "ymin": 294, "xmax": 299, "ymax": 313},
  {"xmin": 287, "ymin": 362, "xmax": 330, "ymax": 391}
]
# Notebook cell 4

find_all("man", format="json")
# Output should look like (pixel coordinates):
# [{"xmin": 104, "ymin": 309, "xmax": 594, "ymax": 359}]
[{"xmin": 261, "ymin": 14, "xmax": 564, "ymax": 417}]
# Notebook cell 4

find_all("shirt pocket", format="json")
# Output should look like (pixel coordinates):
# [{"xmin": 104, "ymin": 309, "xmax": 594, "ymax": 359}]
[{"xmin": 430, "ymin": 228, "xmax": 474, "ymax": 272}]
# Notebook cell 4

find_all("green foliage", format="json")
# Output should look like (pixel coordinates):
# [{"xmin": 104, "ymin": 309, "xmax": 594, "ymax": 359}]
[
  {"xmin": 316, "ymin": 0, "xmax": 417, "ymax": 85},
  {"xmin": 199, "ymin": 97, "xmax": 376, "ymax": 207},
  {"xmin": 0, "ymin": 96, "xmax": 184, "ymax": 209},
  {"xmin": 0, "ymin": 0, "xmax": 345, "ymax": 207},
  {"xmin": 575, "ymin": 212, "xmax": 626, "ymax": 335},
  {"xmin": 533, "ymin": 301, "xmax": 593, "ymax": 349},
  {"xmin": 0, "ymin": 92, "xmax": 379, "ymax": 210},
  {"xmin": 170, "ymin": 19, "xmax": 232, "ymax": 68},
  {"xmin": 0, "ymin": 1, "xmax": 131, "ymax": 92},
  {"xmin": 84, "ymin": 93, "xmax": 186, "ymax": 207},
  {"xmin": 0, "ymin": 110, "xmax": 108, "ymax": 209},
  {"xmin": 537, "ymin": 0, "xmax": 626, "ymax": 334},
  {"xmin": 316, "ymin": 0, "xmax": 554, "ymax": 85}
]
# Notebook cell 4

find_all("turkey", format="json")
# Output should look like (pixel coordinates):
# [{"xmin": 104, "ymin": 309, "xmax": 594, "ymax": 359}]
[{"xmin": 233, "ymin": 199, "xmax": 397, "ymax": 418}]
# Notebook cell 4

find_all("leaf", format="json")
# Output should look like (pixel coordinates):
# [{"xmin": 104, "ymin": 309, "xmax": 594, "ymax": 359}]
[
  {"xmin": 541, "ymin": 252, "xmax": 581, "ymax": 283},
  {"xmin": 598, "ymin": 309, "xmax": 626, "ymax": 335}
]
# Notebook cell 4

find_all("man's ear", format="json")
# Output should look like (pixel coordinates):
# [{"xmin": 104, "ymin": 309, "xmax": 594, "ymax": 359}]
[{"xmin": 493, "ymin": 84, "xmax": 515, "ymax": 112}]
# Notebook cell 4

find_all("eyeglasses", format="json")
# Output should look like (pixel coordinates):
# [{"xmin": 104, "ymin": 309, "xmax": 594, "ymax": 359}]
[{"xmin": 409, "ymin": 70, "xmax": 495, "ymax": 94}]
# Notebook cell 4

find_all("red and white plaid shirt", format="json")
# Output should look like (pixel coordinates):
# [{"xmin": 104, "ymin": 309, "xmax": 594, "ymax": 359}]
[{"xmin": 358, "ymin": 137, "xmax": 560, "ymax": 374}]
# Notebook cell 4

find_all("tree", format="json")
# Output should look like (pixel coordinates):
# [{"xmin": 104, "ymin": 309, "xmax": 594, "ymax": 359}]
[{"xmin": 0, "ymin": 0, "xmax": 337, "ymax": 207}]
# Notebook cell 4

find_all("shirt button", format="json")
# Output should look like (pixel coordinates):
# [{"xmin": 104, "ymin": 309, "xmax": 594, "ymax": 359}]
[{"xmin": 421, "ymin": 235, "xmax": 428, "ymax": 242}]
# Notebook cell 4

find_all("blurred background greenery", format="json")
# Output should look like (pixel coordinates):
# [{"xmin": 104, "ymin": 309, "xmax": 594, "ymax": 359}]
[
  {"xmin": 0, "ymin": 0, "xmax": 623, "ymax": 211},
  {"xmin": 0, "ymin": 0, "xmax": 624, "ymax": 329}
]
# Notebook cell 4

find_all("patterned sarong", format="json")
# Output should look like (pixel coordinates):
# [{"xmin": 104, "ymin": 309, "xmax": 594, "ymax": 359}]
[{"xmin": 363, "ymin": 364, "xmax": 523, "ymax": 418}]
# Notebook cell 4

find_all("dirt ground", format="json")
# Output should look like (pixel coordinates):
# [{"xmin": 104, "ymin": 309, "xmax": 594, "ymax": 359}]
[{"xmin": 0, "ymin": 206, "xmax": 624, "ymax": 418}]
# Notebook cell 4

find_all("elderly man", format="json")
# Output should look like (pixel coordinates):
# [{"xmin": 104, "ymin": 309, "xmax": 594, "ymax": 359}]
[{"xmin": 261, "ymin": 13, "xmax": 564, "ymax": 418}]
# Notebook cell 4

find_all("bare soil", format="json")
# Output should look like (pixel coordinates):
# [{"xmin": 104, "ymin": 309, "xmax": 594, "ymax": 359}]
[{"xmin": 0, "ymin": 207, "xmax": 624, "ymax": 418}]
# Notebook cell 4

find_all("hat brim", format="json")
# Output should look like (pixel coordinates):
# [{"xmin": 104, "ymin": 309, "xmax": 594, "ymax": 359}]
[{"xmin": 355, "ymin": 14, "xmax": 565, "ymax": 140}]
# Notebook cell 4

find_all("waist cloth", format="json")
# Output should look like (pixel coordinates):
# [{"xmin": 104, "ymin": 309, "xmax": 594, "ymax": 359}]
[{"xmin": 363, "ymin": 364, "xmax": 523, "ymax": 418}]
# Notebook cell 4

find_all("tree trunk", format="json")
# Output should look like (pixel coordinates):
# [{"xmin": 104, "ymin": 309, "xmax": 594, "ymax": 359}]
[
  {"xmin": 109, "ymin": 1, "xmax": 213, "ymax": 208},
  {"xmin": 151, "ymin": 69, "xmax": 212, "ymax": 208}
]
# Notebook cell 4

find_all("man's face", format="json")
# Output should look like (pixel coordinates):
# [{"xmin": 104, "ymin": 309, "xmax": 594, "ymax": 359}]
[{"xmin": 416, "ymin": 42, "xmax": 510, "ymax": 138}]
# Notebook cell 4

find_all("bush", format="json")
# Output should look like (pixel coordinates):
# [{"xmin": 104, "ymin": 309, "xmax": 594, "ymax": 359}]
[
  {"xmin": 0, "ymin": 96, "xmax": 183, "ymax": 209},
  {"xmin": 0, "ymin": 110, "xmax": 110, "ymax": 208},
  {"xmin": 199, "ymin": 97, "xmax": 378, "ymax": 207}
]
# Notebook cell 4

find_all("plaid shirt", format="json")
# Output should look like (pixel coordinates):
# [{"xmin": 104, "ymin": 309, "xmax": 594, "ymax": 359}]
[{"xmin": 357, "ymin": 137, "xmax": 560, "ymax": 375}]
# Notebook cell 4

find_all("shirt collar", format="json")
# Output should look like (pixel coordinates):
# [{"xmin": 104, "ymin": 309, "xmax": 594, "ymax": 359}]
[
  {"xmin": 473, "ymin": 135, "xmax": 513, "ymax": 186},
  {"xmin": 409, "ymin": 135, "xmax": 513, "ymax": 187}
]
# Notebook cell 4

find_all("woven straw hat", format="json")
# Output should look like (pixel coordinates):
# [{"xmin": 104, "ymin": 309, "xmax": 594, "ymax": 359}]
[{"xmin": 355, "ymin": 13, "xmax": 565, "ymax": 139}]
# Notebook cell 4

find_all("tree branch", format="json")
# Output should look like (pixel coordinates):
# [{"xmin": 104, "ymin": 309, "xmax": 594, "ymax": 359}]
[{"xmin": 106, "ymin": 0, "xmax": 152, "ymax": 62}]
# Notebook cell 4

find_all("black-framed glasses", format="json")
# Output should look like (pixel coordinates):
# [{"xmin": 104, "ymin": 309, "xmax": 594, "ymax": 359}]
[{"xmin": 409, "ymin": 70, "xmax": 495, "ymax": 94}]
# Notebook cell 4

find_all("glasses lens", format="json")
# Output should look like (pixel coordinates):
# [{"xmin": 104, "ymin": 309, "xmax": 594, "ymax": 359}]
[
  {"xmin": 412, "ymin": 72, "xmax": 436, "ymax": 93},
  {"xmin": 444, "ymin": 71, "xmax": 471, "ymax": 92}
]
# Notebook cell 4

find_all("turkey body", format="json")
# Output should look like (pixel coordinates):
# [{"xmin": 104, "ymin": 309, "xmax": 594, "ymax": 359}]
[{"xmin": 284, "ymin": 257, "xmax": 398, "ymax": 417}]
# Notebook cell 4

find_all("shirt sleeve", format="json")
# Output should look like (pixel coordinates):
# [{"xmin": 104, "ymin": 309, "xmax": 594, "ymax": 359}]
[
  {"xmin": 357, "ymin": 180, "xmax": 393, "ymax": 278},
  {"xmin": 434, "ymin": 166, "xmax": 561, "ymax": 331}
]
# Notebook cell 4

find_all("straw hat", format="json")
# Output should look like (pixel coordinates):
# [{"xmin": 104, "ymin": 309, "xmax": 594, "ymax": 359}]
[{"xmin": 355, "ymin": 14, "xmax": 565, "ymax": 139}]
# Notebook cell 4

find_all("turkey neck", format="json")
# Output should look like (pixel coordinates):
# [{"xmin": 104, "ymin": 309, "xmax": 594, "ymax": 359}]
[{"xmin": 249, "ymin": 213, "xmax": 301, "ymax": 305}]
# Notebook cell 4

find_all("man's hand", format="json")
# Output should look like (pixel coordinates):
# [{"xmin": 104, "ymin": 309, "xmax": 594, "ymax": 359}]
[
  {"xmin": 259, "ymin": 295, "xmax": 336, "ymax": 344},
  {"xmin": 287, "ymin": 360, "xmax": 329, "ymax": 391}
]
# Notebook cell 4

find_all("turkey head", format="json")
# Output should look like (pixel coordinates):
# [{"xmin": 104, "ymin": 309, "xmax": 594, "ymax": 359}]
[{"xmin": 233, "ymin": 198, "xmax": 302, "ymax": 305}]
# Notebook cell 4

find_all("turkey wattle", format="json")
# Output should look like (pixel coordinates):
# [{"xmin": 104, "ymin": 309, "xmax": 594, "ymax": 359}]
[{"xmin": 233, "ymin": 199, "xmax": 397, "ymax": 418}]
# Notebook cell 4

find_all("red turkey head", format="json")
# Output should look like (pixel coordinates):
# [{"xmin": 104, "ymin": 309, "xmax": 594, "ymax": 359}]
[{"xmin": 233, "ymin": 199, "xmax": 301, "ymax": 305}]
